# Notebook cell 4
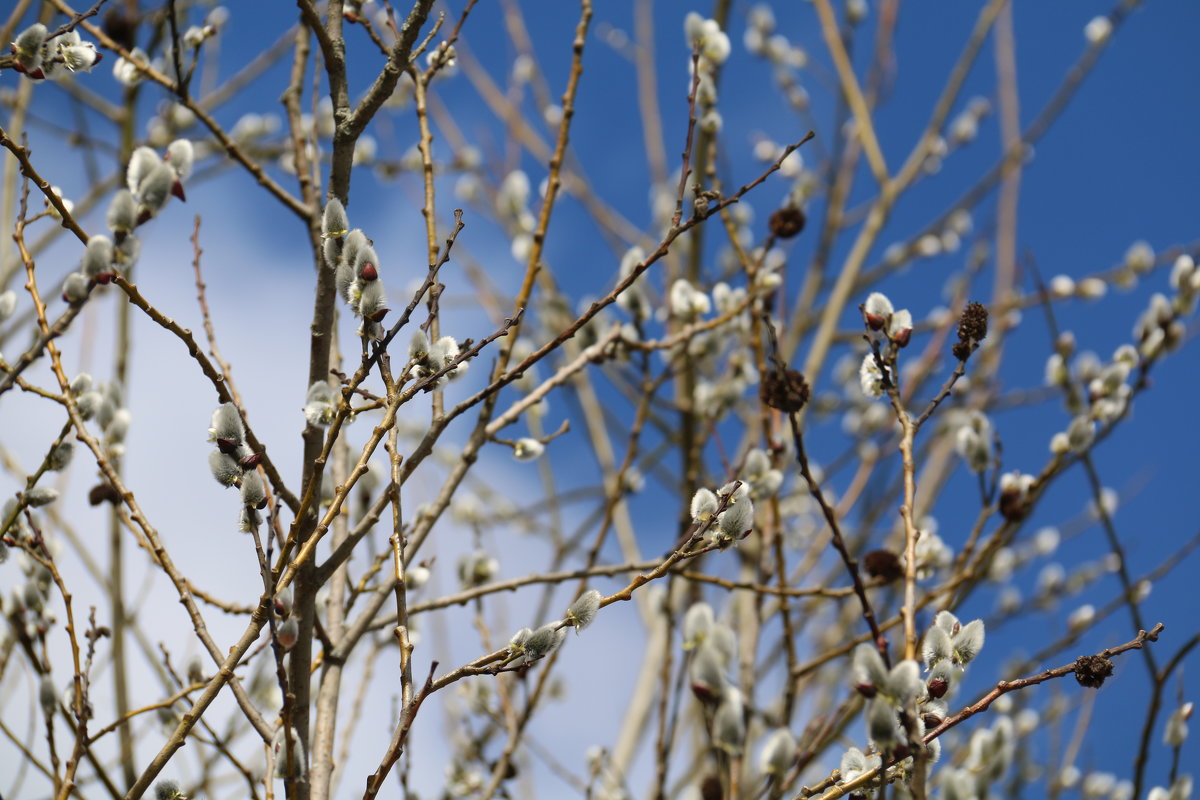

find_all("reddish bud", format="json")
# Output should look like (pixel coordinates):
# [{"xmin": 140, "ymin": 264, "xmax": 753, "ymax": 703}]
[
  {"xmin": 359, "ymin": 262, "xmax": 378, "ymax": 281},
  {"xmin": 171, "ymin": 179, "xmax": 186, "ymax": 202},
  {"xmin": 216, "ymin": 437, "xmax": 240, "ymax": 455},
  {"xmin": 892, "ymin": 327, "xmax": 912, "ymax": 347},
  {"xmin": 864, "ymin": 312, "xmax": 887, "ymax": 331},
  {"xmin": 239, "ymin": 452, "xmax": 263, "ymax": 470},
  {"xmin": 927, "ymin": 678, "xmax": 948, "ymax": 699},
  {"xmin": 368, "ymin": 306, "xmax": 390, "ymax": 323},
  {"xmin": 855, "ymin": 682, "xmax": 878, "ymax": 699}
]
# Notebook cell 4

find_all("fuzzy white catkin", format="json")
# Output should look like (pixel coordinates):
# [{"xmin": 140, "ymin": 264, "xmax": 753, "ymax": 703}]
[
  {"xmin": 718, "ymin": 497, "xmax": 754, "ymax": 536},
  {"xmin": 712, "ymin": 689, "xmax": 746, "ymax": 754},
  {"xmin": 166, "ymin": 139, "xmax": 194, "ymax": 180},
  {"xmin": 512, "ymin": 438, "xmax": 545, "ymax": 461},
  {"xmin": 758, "ymin": 728, "xmax": 796, "ymax": 776},
  {"xmin": 24, "ymin": 487, "xmax": 59, "ymax": 507},
  {"xmin": 689, "ymin": 488, "xmax": 718, "ymax": 522},
  {"xmin": 209, "ymin": 451, "xmax": 241, "ymax": 487},
  {"xmin": 209, "ymin": 403, "xmax": 245, "ymax": 442},
  {"xmin": 1163, "ymin": 702, "xmax": 1192, "ymax": 747},
  {"xmin": 322, "ymin": 198, "xmax": 349, "ymax": 238},
  {"xmin": 240, "ymin": 470, "xmax": 266, "ymax": 507},
  {"xmin": 682, "ymin": 602, "xmax": 713, "ymax": 649},
  {"xmin": 566, "ymin": 589, "xmax": 601, "ymax": 630}
]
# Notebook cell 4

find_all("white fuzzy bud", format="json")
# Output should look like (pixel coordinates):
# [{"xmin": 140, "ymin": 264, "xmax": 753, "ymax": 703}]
[
  {"xmin": 712, "ymin": 689, "xmax": 746, "ymax": 754},
  {"xmin": 859, "ymin": 353, "xmax": 885, "ymax": 399},
  {"xmin": 24, "ymin": 487, "xmax": 60, "ymax": 507},
  {"xmin": 758, "ymin": 727, "xmax": 797, "ymax": 776},
  {"xmin": 208, "ymin": 451, "xmax": 241, "ymax": 487},
  {"xmin": 106, "ymin": 190, "xmax": 138, "ymax": 236},
  {"xmin": 240, "ymin": 469, "xmax": 266, "ymax": 507},
  {"xmin": 322, "ymin": 198, "xmax": 349, "ymax": 239},
  {"xmin": 717, "ymin": 497, "xmax": 754, "ymax": 537},
  {"xmin": 951, "ymin": 619, "xmax": 985, "ymax": 664},
  {"xmin": 682, "ymin": 602, "xmax": 713, "ymax": 649},
  {"xmin": 209, "ymin": 403, "xmax": 245, "ymax": 443},
  {"xmin": 1084, "ymin": 16, "xmax": 1112, "ymax": 45},
  {"xmin": 1163, "ymin": 702, "xmax": 1192, "ymax": 748},
  {"xmin": 690, "ymin": 488, "xmax": 719, "ymax": 523},
  {"xmin": 136, "ymin": 162, "xmax": 176, "ymax": 217},
  {"xmin": 39, "ymin": 675, "xmax": 58, "ymax": 716},
  {"xmin": 566, "ymin": 589, "xmax": 601, "ymax": 630},
  {"xmin": 166, "ymin": 139, "xmax": 194, "ymax": 180},
  {"xmin": 512, "ymin": 438, "xmax": 545, "ymax": 461},
  {"xmin": 82, "ymin": 235, "xmax": 115, "ymax": 279},
  {"xmin": 303, "ymin": 381, "xmax": 337, "ymax": 427}
]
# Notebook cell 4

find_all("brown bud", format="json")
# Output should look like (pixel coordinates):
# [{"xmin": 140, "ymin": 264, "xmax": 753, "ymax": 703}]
[
  {"xmin": 239, "ymin": 452, "xmax": 263, "ymax": 470},
  {"xmin": 1073, "ymin": 654, "xmax": 1114, "ymax": 689},
  {"xmin": 998, "ymin": 488, "xmax": 1030, "ymax": 521},
  {"xmin": 768, "ymin": 207, "xmax": 807, "ymax": 239},
  {"xmin": 700, "ymin": 775, "xmax": 723, "ymax": 800},
  {"xmin": 951, "ymin": 341, "xmax": 972, "ymax": 361},
  {"xmin": 863, "ymin": 549, "xmax": 903, "ymax": 583},
  {"xmin": 864, "ymin": 312, "xmax": 887, "ymax": 331},
  {"xmin": 171, "ymin": 179, "xmax": 186, "ymax": 202},
  {"xmin": 216, "ymin": 437, "xmax": 240, "ymax": 455},
  {"xmin": 854, "ymin": 682, "xmax": 878, "ymax": 699},
  {"xmin": 359, "ymin": 262, "xmax": 378, "ymax": 281},
  {"xmin": 103, "ymin": 8, "xmax": 138, "ymax": 51},
  {"xmin": 368, "ymin": 306, "xmax": 390, "ymax": 323},
  {"xmin": 927, "ymin": 678, "xmax": 949, "ymax": 699},
  {"xmin": 95, "ymin": 272, "xmax": 115, "ymax": 285},
  {"xmin": 957, "ymin": 301, "xmax": 989, "ymax": 344},
  {"xmin": 922, "ymin": 712, "xmax": 944, "ymax": 729},
  {"xmin": 88, "ymin": 482, "xmax": 121, "ymax": 506},
  {"xmin": 891, "ymin": 326, "xmax": 912, "ymax": 347},
  {"xmin": 761, "ymin": 368, "xmax": 810, "ymax": 413}
]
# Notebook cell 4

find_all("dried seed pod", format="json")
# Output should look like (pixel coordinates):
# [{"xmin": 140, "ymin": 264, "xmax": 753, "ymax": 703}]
[{"xmin": 768, "ymin": 206, "xmax": 806, "ymax": 238}]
